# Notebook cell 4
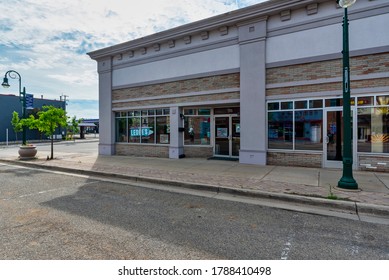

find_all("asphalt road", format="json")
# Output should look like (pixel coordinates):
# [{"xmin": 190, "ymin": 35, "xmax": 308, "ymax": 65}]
[{"xmin": 0, "ymin": 163, "xmax": 388, "ymax": 260}]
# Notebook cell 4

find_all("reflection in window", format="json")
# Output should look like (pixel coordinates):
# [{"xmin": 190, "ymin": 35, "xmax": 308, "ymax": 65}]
[
  {"xmin": 184, "ymin": 116, "xmax": 211, "ymax": 145},
  {"xmin": 358, "ymin": 107, "xmax": 389, "ymax": 153},
  {"xmin": 129, "ymin": 117, "xmax": 141, "ymax": 143},
  {"xmin": 294, "ymin": 110, "xmax": 323, "ymax": 150},
  {"xmin": 268, "ymin": 111, "xmax": 293, "ymax": 149},
  {"xmin": 377, "ymin": 95, "xmax": 389, "ymax": 106},
  {"xmin": 156, "ymin": 116, "xmax": 170, "ymax": 144},
  {"xmin": 116, "ymin": 118, "xmax": 127, "ymax": 142},
  {"xmin": 141, "ymin": 117, "xmax": 155, "ymax": 143}
]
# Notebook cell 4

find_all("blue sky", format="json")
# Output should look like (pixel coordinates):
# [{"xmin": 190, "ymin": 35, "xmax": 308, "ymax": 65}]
[{"xmin": 0, "ymin": 0, "xmax": 266, "ymax": 119}]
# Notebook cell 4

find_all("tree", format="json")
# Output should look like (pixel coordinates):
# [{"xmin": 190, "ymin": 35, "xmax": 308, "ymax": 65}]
[
  {"xmin": 21, "ymin": 105, "xmax": 67, "ymax": 159},
  {"xmin": 11, "ymin": 111, "xmax": 22, "ymax": 142},
  {"xmin": 67, "ymin": 116, "xmax": 81, "ymax": 141}
]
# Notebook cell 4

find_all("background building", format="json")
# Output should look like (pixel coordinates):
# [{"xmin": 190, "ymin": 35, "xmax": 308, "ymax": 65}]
[
  {"xmin": 0, "ymin": 94, "xmax": 66, "ymax": 143},
  {"xmin": 88, "ymin": 0, "xmax": 389, "ymax": 171}
]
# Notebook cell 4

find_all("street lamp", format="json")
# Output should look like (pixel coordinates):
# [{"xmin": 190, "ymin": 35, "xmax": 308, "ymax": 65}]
[
  {"xmin": 2, "ymin": 70, "xmax": 27, "ymax": 145},
  {"xmin": 337, "ymin": 0, "xmax": 358, "ymax": 190}
]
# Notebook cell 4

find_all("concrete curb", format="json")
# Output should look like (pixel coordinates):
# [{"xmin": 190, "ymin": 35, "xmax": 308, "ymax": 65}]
[{"xmin": 1, "ymin": 159, "xmax": 389, "ymax": 219}]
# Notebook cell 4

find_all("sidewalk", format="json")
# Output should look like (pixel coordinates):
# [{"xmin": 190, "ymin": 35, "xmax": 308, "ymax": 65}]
[{"xmin": 1, "ymin": 141, "xmax": 389, "ymax": 219}]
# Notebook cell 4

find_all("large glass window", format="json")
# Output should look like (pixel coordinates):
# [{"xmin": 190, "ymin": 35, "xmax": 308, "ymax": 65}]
[
  {"xmin": 268, "ymin": 111, "xmax": 293, "ymax": 149},
  {"xmin": 116, "ymin": 118, "xmax": 127, "ymax": 142},
  {"xmin": 129, "ymin": 117, "xmax": 141, "ymax": 143},
  {"xmin": 156, "ymin": 116, "xmax": 170, "ymax": 144},
  {"xmin": 183, "ymin": 108, "xmax": 211, "ymax": 145},
  {"xmin": 141, "ymin": 117, "xmax": 155, "ymax": 143},
  {"xmin": 268, "ymin": 95, "xmax": 389, "ymax": 154},
  {"xmin": 295, "ymin": 110, "xmax": 323, "ymax": 151},
  {"xmin": 268, "ymin": 99, "xmax": 323, "ymax": 151},
  {"xmin": 115, "ymin": 108, "xmax": 170, "ymax": 144},
  {"xmin": 185, "ymin": 116, "xmax": 211, "ymax": 145},
  {"xmin": 358, "ymin": 107, "xmax": 389, "ymax": 153}
]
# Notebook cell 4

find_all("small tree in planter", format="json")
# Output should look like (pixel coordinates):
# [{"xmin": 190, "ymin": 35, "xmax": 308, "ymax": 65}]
[
  {"xmin": 11, "ymin": 111, "xmax": 22, "ymax": 143},
  {"xmin": 21, "ymin": 105, "xmax": 68, "ymax": 160}
]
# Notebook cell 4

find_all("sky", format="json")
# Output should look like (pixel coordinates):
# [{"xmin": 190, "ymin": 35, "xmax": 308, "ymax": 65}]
[{"xmin": 0, "ymin": 0, "xmax": 266, "ymax": 119}]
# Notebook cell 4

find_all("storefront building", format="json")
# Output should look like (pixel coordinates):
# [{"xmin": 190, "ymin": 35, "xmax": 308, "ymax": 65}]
[{"xmin": 88, "ymin": 0, "xmax": 389, "ymax": 171}]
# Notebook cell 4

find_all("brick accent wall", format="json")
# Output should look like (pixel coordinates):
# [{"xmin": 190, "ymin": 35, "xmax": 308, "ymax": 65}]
[
  {"xmin": 267, "ymin": 53, "xmax": 389, "ymax": 84},
  {"xmin": 116, "ymin": 144, "xmax": 169, "ymax": 157},
  {"xmin": 267, "ymin": 151, "xmax": 322, "ymax": 168},
  {"xmin": 267, "ymin": 79, "xmax": 389, "ymax": 96},
  {"xmin": 183, "ymin": 146, "xmax": 213, "ymax": 158},
  {"xmin": 113, "ymin": 91, "xmax": 240, "ymax": 109},
  {"xmin": 266, "ymin": 53, "xmax": 389, "ymax": 96},
  {"xmin": 113, "ymin": 73, "xmax": 240, "ymax": 101},
  {"xmin": 358, "ymin": 154, "xmax": 389, "ymax": 172}
]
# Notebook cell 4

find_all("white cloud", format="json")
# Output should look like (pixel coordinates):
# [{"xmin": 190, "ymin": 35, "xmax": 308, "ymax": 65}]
[{"xmin": 0, "ymin": 0, "xmax": 267, "ymax": 117}]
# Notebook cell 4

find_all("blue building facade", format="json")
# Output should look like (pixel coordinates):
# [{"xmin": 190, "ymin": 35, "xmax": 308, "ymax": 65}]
[{"xmin": 0, "ymin": 94, "xmax": 66, "ymax": 143}]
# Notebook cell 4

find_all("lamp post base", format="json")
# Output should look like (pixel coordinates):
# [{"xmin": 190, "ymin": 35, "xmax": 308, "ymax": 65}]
[{"xmin": 338, "ymin": 176, "xmax": 358, "ymax": 190}]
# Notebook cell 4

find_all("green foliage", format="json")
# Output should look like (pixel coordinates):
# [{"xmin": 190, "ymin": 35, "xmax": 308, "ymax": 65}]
[
  {"xmin": 327, "ymin": 184, "xmax": 338, "ymax": 200},
  {"xmin": 21, "ymin": 105, "xmax": 67, "ymax": 137},
  {"xmin": 67, "ymin": 116, "xmax": 81, "ymax": 140},
  {"xmin": 20, "ymin": 105, "xmax": 67, "ymax": 159},
  {"xmin": 11, "ymin": 111, "xmax": 22, "ymax": 141}
]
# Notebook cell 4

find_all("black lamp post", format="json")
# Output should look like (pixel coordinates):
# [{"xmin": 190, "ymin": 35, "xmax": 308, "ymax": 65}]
[
  {"xmin": 2, "ymin": 70, "xmax": 27, "ymax": 145},
  {"xmin": 337, "ymin": 0, "xmax": 358, "ymax": 190}
]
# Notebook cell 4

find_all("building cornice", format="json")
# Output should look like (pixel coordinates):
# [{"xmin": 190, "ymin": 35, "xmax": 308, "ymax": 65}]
[{"xmin": 88, "ymin": 0, "xmax": 327, "ymax": 60}]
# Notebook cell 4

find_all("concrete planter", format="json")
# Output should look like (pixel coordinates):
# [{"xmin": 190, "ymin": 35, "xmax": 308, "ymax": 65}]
[{"xmin": 18, "ymin": 145, "xmax": 37, "ymax": 160}]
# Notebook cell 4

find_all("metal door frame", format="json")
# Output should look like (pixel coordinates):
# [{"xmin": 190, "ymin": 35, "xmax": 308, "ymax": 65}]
[{"xmin": 214, "ymin": 114, "xmax": 239, "ymax": 158}]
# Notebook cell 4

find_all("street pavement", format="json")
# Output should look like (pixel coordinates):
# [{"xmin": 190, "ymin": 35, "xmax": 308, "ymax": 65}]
[{"xmin": 1, "ymin": 138, "xmax": 389, "ymax": 222}]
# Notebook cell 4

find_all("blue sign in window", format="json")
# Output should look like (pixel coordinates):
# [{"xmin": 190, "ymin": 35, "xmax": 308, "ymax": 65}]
[{"xmin": 130, "ymin": 127, "xmax": 153, "ymax": 137}]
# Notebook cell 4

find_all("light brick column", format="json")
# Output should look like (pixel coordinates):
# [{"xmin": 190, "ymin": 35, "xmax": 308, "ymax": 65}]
[
  {"xmin": 238, "ymin": 18, "xmax": 267, "ymax": 165},
  {"xmin": 97, "ymin": 58, "xmax": 115, "ymax": 155}
]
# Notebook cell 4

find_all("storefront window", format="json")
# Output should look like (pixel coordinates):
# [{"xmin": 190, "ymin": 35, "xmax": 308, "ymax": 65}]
[
  {"xmin": 358, "ymin": 107, "xmax": 389, "ymax": 153},
  {"xmin": 184, "ymin": 116, "xmax": 211, "ymax": 145},
  {"xmin": 183, "ymin": 108, "xmax": 211, "ymax": 145},
  {"xmin": 129, "ymin": 117, "xmax": 141, "ymax": 143},
  {"xmin": 116, "ymin": 118, "xmax": 127, "ymax": 142},
  {"xmin": 267, "ymin": 99, "xmax": 324, "ymax": 151},
  {"xmin": 268, "ymin": 95, "xmax": 389, "ymax": 153},
  {"xmin": 116, "ymin": 108, "xmax": 170, "ymax": 144},
  {"xmin": 309, "ymin": 99, "xmax": 323, "ymax": 109},
  {"xmin": 268, "ymin": 111, "xmax": 293, "ymax": 149},
  {"xmin": 294, "ymin": 110, "xmax": 323, "ymax": 150},
  {"xmin": 268, "ymin": 102, "xmax": 279, "ymax": 111},
  {"xmin": 156, "ymin": 116, "xmax": 170, "ymax": 144},
  {"xmin": 295, "ymin": 100, "xmax": 307, "ymax": 109},
  {"xmin": 141, "ymin": 117, "xmax": 155, "ymax": 143},
  {"xmin": 357, "ymin": 96, "xmax": 373, "ymax": 106}
]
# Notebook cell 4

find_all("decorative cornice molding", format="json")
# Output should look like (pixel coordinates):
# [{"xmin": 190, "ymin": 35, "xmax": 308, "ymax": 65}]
[
  {"xmin": 88, "ymin": 0, "xmax": 389, "ymax": 61},
  {"xmin": 112, "ymin": 37, "xmax": 238, "ymax": 71},
  {"xmin": 280, "ymin": 10, "xmax": 291, "ymax": 21},
  {"xmin": 88, "ymin": 0, "xmax": 325, "ymax": 60},
  {"xmin": 183, "ymin": 35, "xmax": 192, "ymax": 44},
  {"xmin": 153, "ymin": 43, "xmax": 161, "ymax": 51},
  {"xmin": 306, "ymin": 3, "xmax": 319, "ymax": 15}
]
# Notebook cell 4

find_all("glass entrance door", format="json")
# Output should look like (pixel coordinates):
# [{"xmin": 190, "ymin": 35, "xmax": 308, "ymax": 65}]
[
  {"xmin": 323, "ymin": 109, "xmax": 356, "ymax": 168},
  {"xmin": 214, "ymin": 115, "xmax": 240, "ymax": 157}
]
